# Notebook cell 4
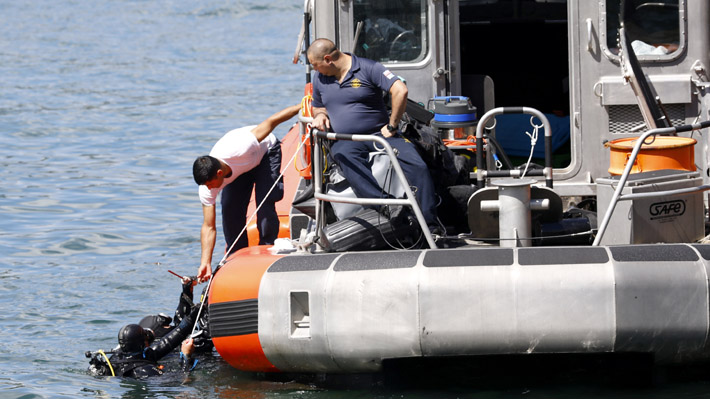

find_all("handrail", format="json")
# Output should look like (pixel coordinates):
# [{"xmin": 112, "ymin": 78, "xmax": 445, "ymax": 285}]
[
  {"xmin": 592, "ymin": 120, "xmax": 710, "ymax": 246},
  {"xmin": 308, "ymin": 127, "xmax": 437, "ymax": 249},
  {"xmin": 475, "ymin": 107, "xmax": 553, "ymax": 189},
  {"xmin": 616, "ymin": 185, "xmax": 710, "ymax": 201}
]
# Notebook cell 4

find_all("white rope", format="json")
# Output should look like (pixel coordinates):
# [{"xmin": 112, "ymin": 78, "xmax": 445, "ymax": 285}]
[
  {"xmin": 191, "ymin": 125, "xmax": 310, "ymax": 336},
  {"xmin": 520, "ymin": 116, "xmax": 542, "ymax": 178}
]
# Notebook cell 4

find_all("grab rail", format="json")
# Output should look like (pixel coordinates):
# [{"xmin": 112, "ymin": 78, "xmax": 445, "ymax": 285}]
[
  {"xmin": 616, "ymin": 185, "xmax": 710, "ymax": 201},
  {"xmin": 475, "ymin": 107, "xmax": 553, "ymax": 189},
  {"xmin": 308, "ymin": 127, "xmax": 437, "ymax": 249},
  {"xmin": 592, "ymin": 120, "xmax": 710, "ymax": 246}
]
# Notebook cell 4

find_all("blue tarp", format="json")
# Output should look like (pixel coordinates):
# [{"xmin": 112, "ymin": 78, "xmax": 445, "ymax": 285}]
[{"xmin": 493, "ymin": 114, "xmax": 570, "ymax": 158}]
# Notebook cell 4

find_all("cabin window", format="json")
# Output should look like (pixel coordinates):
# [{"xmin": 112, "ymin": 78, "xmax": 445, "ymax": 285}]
[
  {"xmin": 602, "ymin": 0, "xmax": 683, "ymax": 60},
  {"xmin": 352, "ymin": 0, "xmax": 428, "ymax": 64}
]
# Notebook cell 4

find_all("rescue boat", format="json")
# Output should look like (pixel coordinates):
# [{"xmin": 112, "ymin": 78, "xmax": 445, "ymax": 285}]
[{"xmin": 206, "ymin": 0, "xmax": 710, "ymax": 373}]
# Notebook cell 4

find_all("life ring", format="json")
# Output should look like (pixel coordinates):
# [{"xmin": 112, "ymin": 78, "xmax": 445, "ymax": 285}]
[
  {"xmin": 295, "ymin": 127, "xmax": 313, "ymax": 179},
  {"xmin": 296, "ymin": 83, "xmax": 314, "ymax": 179}
]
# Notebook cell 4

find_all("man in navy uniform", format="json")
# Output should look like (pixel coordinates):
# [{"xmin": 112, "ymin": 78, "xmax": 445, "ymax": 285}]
[{"xmin": 307, "ymin": 38, "xmax": 439, "ymax": 233}]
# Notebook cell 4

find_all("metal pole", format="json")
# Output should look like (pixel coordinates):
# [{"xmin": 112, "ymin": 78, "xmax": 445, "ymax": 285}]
[{"xmin": 313, "ymin": 130, "xmax": 437, "ymax": 249}]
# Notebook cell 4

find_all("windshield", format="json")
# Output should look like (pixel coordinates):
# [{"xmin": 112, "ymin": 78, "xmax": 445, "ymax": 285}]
[{"xmin": 352, "ymin": 0, "xmax": 428, "ymax": 63}]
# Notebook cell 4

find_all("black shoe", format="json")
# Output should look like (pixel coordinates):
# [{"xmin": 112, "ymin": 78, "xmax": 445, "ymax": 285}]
[{"xmin": 428, "ymin": 225, "xmax": 444, "ymax": 237}]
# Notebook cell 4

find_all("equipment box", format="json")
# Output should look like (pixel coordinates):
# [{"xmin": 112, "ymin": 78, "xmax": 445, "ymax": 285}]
[{"xmin": 596, "ymin": 170, "xmax": 704, "ymax": 245}]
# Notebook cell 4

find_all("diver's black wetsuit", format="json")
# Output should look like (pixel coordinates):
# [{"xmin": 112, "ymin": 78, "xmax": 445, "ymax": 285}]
[
  {"xmin": 106, "ymin": 306, "xmax": 199, "ymax": 378},
  {"xmin": 137, "ymin": 280, "xmax": 212, "ymax": 352},
  {"xmin": 139, "ymin": 280, "xmax": 195, "ymax": 338},
  {"xmin": 88, "ymin": 279, "xmax": 207, "ymax": 378}
]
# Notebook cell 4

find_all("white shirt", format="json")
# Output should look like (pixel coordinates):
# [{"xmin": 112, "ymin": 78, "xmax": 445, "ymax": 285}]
[{"xmin": 198, "ymin": 125, "xmax": 278, "ymax": 206}]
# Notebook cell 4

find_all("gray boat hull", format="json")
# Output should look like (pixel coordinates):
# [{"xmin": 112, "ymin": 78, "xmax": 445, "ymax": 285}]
[{"xmin": 254, "ymin": 244, "xmax": 710, "ymax": 373}]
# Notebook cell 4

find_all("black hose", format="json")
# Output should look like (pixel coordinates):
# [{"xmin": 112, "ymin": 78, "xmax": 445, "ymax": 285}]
[{"xmin": 484, "ymin": 134, "xmax": 514, "ymax": 170}]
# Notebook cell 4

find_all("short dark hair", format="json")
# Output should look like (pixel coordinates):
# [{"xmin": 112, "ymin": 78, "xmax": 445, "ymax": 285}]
[
  {"xmin": 193, "ymin": 155, "xmax": 221, "ymax": 185},
  {"xmin": 308, "ymin": 38, "xmax": 339, "ymax": 61}
]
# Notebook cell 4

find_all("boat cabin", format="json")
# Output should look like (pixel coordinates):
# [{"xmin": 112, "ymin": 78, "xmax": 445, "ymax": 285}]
[{"xmin": 307, "ymin": 0, "xmax": 710, "ymax": 197}]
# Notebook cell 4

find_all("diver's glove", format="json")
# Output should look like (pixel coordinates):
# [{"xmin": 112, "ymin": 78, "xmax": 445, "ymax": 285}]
[
  {"xmin": 174, "ymin": 277, "xmax": 197, "ymax": 324},
  {"xmin": 181, "ymin": 276, "xmax": 196, "ymax": 299}
]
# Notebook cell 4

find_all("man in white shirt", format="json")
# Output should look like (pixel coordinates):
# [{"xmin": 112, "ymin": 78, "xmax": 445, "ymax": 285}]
[{"xmin": 192, "ymin": 105, "xmax": 300, "ymax": 282}]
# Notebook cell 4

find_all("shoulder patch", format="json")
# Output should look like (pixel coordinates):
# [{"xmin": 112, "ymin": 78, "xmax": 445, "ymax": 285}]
[{"xmin": 383, "ymin": 70, "xmax": 395, "ymax": 80}]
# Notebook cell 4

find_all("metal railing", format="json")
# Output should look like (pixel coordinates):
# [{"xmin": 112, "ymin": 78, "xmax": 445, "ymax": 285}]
[
  {"xmin": 593, "ymin": 120, "xmax": 710, "ymax": 246},
  {"xmin": 299, "ymin": 117, "xmax": 437, "ymax": 249},
  {"xmin": 475, "ymin": 107, "xmax": 554, "ymax": 188}
]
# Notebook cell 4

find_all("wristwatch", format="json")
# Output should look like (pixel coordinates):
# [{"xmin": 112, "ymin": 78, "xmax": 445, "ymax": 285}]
[{"xmin": 386, "ymin": 124, "xmax": 397, "ymax": 133}]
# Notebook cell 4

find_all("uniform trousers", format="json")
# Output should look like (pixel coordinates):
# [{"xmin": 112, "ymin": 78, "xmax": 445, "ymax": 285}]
[
  {"xmin": 221, "ymin": 141, "xmax": 283, "ymax": 254},
  {"xmin": 330, "ymin": 133, "xmax": 437, "ymax": 226}
]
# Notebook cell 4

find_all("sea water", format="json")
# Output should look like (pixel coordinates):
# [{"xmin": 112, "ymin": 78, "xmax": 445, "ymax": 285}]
[{"xmin": 2, "ymin": 0, "xmax": 710, "ymax": 398}]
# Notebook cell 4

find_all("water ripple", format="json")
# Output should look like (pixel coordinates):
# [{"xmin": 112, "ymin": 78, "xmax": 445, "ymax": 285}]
[{"xmin": 0, "ymin": 1, "xmax": 303, "ymax": 395}]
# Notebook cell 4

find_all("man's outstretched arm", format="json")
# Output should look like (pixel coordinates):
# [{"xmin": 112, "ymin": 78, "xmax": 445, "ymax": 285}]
[
  {"xmin": 197, "ymin": 204, "xmax": 216, "ymax": 283},
  {"xmin": 251, "ymin": 104, "xmax": 301, "ymax": 142}
]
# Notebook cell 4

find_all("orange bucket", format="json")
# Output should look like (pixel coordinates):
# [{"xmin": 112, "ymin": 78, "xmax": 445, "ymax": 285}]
[{"xmin": 606, "ymin": 136, "xmax": 696, "ymax": 175}]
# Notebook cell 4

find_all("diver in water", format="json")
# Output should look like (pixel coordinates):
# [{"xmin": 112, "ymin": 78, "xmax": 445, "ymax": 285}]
[
  {"xmin": 114, "ymin": 321, "xmax": 197, "ymax": 378},
  {"xmin": 137, "ymin": 273, "xmax": 212, "ymax": 352},
  {"xmin": 87, "ymin": 309, "xmax": 199, "ymax": 378},
  {"xmin": 87, "ymin": 275, "xmax": 211, "ymax": 378}
]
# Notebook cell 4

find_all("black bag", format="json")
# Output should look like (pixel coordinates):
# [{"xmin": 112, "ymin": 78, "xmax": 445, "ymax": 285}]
[
  {"xmin": 321, "ymin": 208, "xmax": 418, "ymax": 252},
  {"xmin": 399, "ymin": 113, "xmax": 469, "ymax": 189}
]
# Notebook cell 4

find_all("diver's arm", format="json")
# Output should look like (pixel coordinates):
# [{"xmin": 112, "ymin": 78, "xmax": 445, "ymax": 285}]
[
  {"xmin": 144, "ymin": 306, "xmax": 199, "ymax": 361},
  {"xmin": 179, "ymin": 338, "xmax": 198, "ymax": 371},
  {"xmin": 173, "ymin": 278, "xmax": 195, "ymax": 325}
]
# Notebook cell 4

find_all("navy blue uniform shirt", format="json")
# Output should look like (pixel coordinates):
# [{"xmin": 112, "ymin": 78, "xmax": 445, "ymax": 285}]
[{"xmin": 311, "ymin": 53, "xmax": 398, "ymax": 134}]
